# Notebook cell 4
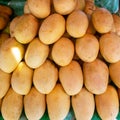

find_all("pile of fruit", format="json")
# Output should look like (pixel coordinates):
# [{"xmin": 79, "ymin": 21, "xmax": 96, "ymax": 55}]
[{"xmin": 0, "ymin": 0, "xmax": 120, "ymax": 120}]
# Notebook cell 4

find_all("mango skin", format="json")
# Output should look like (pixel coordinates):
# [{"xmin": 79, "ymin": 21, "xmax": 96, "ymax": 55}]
[
  {"xmin": 24, "ymin": 87, "xmax": 46, "ymax": 120},
  {"xmin": 28, "ymin": 0, "xmax": 50, "ymax": 18},
  {"xmin": 1, "ymin": 88, "xmax": 23, "ymax": 120},
  {"xmin": 14, "ymin": 14, "xmax": 39, "ymax": 44},
  {"xmin": 0, "ymin": 69, "xmax": 11, "ymax": 98},
  {"xmin": 83, "ymin": 58, "xmax": 109, "ymax": 94},
  {"xmin": 95, "ymin": 85, "xmax": 119, "ymax": 120},
  {"xmin": 92, "ymin": 8, "xmax": 113, "ymax": 33},
  {"xmin": 0, "ymin": 37, "xmax": 25, "ymax": 73},
  {"xmin": 11, "ymin": 62, "xmax": 33, "ymax": 95},
  {"xmin": 39, "ymin": 13, "xmax": 65, "ymax": 45},
  {"xmin": 99, "ymin": 33, "xmax": 120, "ymax": 63},
  {"xmin": 46, "ymin": 84, "xmax": 70, "ymax": 120},
  {"xmin": 66, "ymin": 10, "xmax": 89, "ymax": 38},
  {"xmin": 25, "ymin": 37, "xmax": 49, "ymax": 68},
  {"xmin": 33, "ymin": 59, "xmax": 58, "ymax": 94},
  {"xmin": 59, "ymin": 60, "xmax": 83, "ymax": 95},
  {"xmin": 51, "ymin": 37, "xmax": 74, "ymax": 66},
  {"xmin": 53, "ymin": 0, "xmax": 77, "ymax": 15},
  {"xmin": 109, "ymin": 61, "xmax": 120, "ymax": 88},
  {"xmin": 72, "ymin": 87, "xmax": 95, "ymax": 120}
]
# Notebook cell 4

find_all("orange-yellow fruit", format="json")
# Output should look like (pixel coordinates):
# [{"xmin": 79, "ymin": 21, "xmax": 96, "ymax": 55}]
[
  {"xmin": 24, "ymin": 1, "xmax": 31, "ymax": 14},
  {"xmin": 86, "ymin": 15, "xmax": 96, "ymax": 34},
  {"xmin": 0, "ymin": 32, "xmax": 9, "ymax": 46},
  {"xmin": 113, "ymin": 14, "xmax": 120, "ymax": 36},
  {"xmin": 109, "ymin": 61, "xmax": 120, "ymax": 88},
  {"xmin": 0, "ymin": 69, "xmax": 11, "ymax": 98},
  {"xmin": 0, "ymin": 5, "xmax": 12, "ymax": 16},
  {"xmin": 14, "ymin": 14, "xmax": 39, "ymax": 44},
  {"xmin": 51, "ymin": 37, "xmax": 74, "ymax": 66},
  {"xmin": 99, "ymin": 33, "xmax": 120, "ymax": 63},
  {"xmin": 83, "ymin": 58, "xmax": 109, "ymax": 94},
  {"xmin": 92, "ymin": 8, "xmax": 113, "ymax": 33},
  {"xmin": 0, "ymin": 37, "xmax": 25, "ymax": 73},
  {"xmin": 95, "ymin": 85, "xmax": 119, "ymax": 120},
  {"xmin": 59, "ymin": 60, "xmax": 83, "ymax": 95},
  {"xmin": 39, "ymin": 13, "xmax": 65, "ymax": 44},
  {"xmin": 0, "ymin": 13, "xmax": 9, "ymax": 30},
  {"xmin": 28, "ymin": 0, "xmax": 50, "ymax": 18},
  {"xmin": 74, "ymin": 0, "xmax": 85, "ymax": 11},
  {"xmin": 66, "ymin": 10, "xmax": 89, "ymax": 38},
  {"xmin": 53, "ymin": 0, "xmax": 77, "ymax": 15},
  {"xmin": 11, "ymin": 62, "xmax": 33, "ymax": 95},
  {"xmin": 33, "ymin": 59, "xmax": 58, "ymax": 94},
  {"xmin": 24, "ymin": 87, "xmax": 46, "ymax": 120},
  {"xmin": 76, "ymin": 34, "xmax": 99, "ymax": 62},
  {"xmin": 25, "ymin": 37, "xmax": 49, "ymax": 68},
  {"xmin": 72, "ymin": 87, "xmax": 95, "ymax": 120},
  {"xmin": 46, "ymin": 84, "xmax": 70, "ymax": 120},
  {"xmin": 9, "ymin": 16, "xmax": 21, "ymax": 37},
  {"xmin": 1, "ymin": 88, "xmax": 23, "ymax": 120}
]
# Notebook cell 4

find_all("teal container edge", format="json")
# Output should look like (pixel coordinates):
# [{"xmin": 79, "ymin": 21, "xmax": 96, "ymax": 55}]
[
  {"xmin": 0, "ymin": 0, "xmax": 119, "ymax": 16},
  {"xmin": 95, "ymin": 0, "xmax": 119, "ymax": 13},
  {"xmin": 0, "ymin": 108, "xmax": 120, "ymax": 120}
]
